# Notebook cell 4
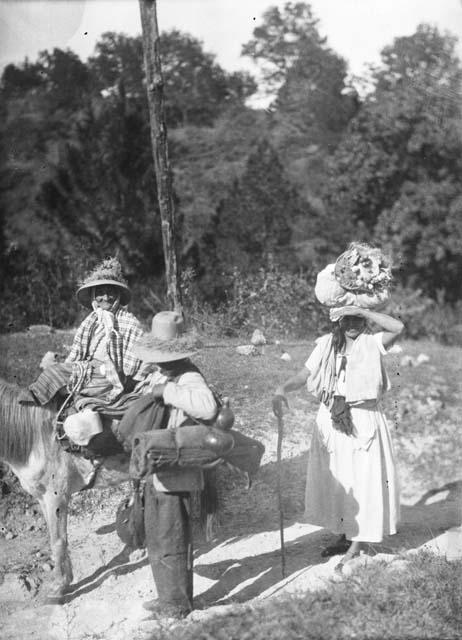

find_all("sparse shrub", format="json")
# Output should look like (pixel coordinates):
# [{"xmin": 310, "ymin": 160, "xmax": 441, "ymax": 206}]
[
  {"xmin": 182, "ymin": 268, "xmax": 462, "ymax": 343},
  {"xmin": 182, "ymin": 263, "xmax": 330, "ymax": 339},
  {"xmin": 386, "ymin": 285, "xmax": 462, "ymax": 344},
  {"xmin": 0, "ymin": 247, "xmax": 82, "ymax": 332}
]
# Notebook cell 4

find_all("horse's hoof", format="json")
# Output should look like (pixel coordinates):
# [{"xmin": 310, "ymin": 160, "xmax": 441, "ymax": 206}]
[
  {"xmin": 44, "ymin": 594, "xmax": 65, "ymax": 606},
  {"xmin": 43, "ymin": 586, "xmax": 68, "ymax": 605}
]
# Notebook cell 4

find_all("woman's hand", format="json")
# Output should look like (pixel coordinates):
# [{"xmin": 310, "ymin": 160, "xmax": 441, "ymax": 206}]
[
  {"xmin": 329, "ymin": 306, "xmax": 365, "ymax": 322},
  {"xmin": 331, "ymin": 306, "xmax": 404, "ymax": 347},
  {"xmin": 272, "ymin": 394, "xmax": 289, "ymax": 418},
  {"xmin": 151, "ymin": 384, "xmax": 166, "ymax": 399},
  {"xmin": 272, "ymin": 367, "xmax": 310, "ymax": 417}
]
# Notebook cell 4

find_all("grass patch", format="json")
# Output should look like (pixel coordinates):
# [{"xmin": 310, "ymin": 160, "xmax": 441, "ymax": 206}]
[
  {"xmin": 0, "ymin": 329, "xmax": 74, "ymax": 386},
  {"xmin": 159, "ymin": 553, "xmax": 462, "ymax": 640}
]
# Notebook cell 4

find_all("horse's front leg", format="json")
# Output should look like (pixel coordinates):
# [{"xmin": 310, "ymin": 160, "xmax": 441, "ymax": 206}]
[{"xmin": 39, "ymin": 487, "xmax": 73, "ymax": 603}]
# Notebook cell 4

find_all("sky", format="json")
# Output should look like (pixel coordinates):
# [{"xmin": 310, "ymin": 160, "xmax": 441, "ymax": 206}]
[{"xmin": 1, "ymin": 0, "xmax": 462, "ymax": 98}]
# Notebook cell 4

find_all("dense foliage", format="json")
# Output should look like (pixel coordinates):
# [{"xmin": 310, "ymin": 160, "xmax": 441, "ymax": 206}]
[
  {"xmin": 1, "ymin": 4, "xmax": 461, "ymax": 336},
  {"xmin": 323, "ymin": 25, "xmax": 462, "ymax": 300}
]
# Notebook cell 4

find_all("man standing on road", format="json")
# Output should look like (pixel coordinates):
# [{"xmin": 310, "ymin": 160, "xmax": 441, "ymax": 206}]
[{"xmin": 131, "ymin": 310, "xmax": 218, "ymax": 620}]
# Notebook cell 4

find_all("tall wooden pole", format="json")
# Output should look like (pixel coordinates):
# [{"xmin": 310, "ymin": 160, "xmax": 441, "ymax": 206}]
[{"xmin": 139, "ymin": 0, "xmax": 182, "ymax": 312}]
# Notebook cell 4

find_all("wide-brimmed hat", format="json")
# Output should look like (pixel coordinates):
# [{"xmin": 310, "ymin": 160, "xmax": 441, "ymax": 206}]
[
  {"xmin": 76, "ymin": 257, "xmax": 131, "ymax": 308},
  {"xmin": 134, "ymin": 311, "xmax": 202, "ymax": 363}
]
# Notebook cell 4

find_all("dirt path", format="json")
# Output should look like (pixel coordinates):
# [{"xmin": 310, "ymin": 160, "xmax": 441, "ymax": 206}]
[
  {"xmin": 1, "ymin": 337, "xmax": 460, "ymax": 638},
  {"xmin": 1, "ymin": 464, "xmax": 460, "ymax": 640}
]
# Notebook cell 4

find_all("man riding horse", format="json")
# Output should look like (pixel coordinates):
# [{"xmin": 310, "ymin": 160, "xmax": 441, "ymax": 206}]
[
  {"xmin": 21, "ymin": 257, "xmax": 144, "ymax": 408},
  {"xmin": 4, "ymin": 263, "xmax": 264, "ymax": 614}
]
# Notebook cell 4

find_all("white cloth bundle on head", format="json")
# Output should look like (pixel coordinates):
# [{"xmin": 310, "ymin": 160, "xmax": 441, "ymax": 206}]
[
  {"xmin": 315, "ymin": 244, "xmax": 392, "ymax": 310},
  {"xmin": 315, "ymin": 264, "xmax": 389, "ymax": 309}
]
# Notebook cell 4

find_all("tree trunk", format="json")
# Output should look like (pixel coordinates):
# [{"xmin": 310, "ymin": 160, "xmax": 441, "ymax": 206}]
[{"xmin": 139, "ymin": 0, "xmax": 182, "ymax": 312}]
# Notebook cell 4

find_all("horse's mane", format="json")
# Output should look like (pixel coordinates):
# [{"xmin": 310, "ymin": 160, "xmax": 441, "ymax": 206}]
[{"xmin": 0, "ymin": 378, "xmax": 56, "ymax": 465}]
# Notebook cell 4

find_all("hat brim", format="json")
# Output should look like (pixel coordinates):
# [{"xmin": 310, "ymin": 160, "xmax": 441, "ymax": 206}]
[
  {"xmin": 134, "ymin": 346, "xmax": 198, "ymax": 364},
  {"xmin": 76, "ymin": 280, "xmax": 131, "ymax": 308}
]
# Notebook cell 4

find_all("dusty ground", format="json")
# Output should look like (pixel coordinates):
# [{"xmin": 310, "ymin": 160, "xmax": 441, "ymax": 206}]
[
  {"xmin": 0, "ymin": 338, "xmax": 461, "ymax": 639},
  {"xmin": 0, "ymin": 440, "xmax": 460, "ymax": 640}
]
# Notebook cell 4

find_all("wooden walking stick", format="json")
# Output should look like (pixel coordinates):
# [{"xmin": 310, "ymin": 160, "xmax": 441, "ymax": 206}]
[{"xmin": 276, "ymin": 411, "xmax": 286, "ymax": 578}]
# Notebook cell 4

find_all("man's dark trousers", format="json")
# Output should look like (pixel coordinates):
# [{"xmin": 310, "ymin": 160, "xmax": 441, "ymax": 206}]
[{"xmin": 144, "ymin": 478, "xmax": 193, "ymax": 612}]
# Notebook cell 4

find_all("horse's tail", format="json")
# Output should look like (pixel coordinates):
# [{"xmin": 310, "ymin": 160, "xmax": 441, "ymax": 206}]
[{"xmin": 0, "ymin": 379, "xmax": 56, "ymax": 465}]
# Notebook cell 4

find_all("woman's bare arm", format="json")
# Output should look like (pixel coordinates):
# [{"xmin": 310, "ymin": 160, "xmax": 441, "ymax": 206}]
[
  {"xmin": 273, "ymin": 367, "xmax": 310, "ymax": 416},
  {"xmin": 331, "ymin": 306, "xmax": 404, "ymax": 348},
  {"xmin": 275, "ymin": 367, "xmax": 310, "ymax": 397}
]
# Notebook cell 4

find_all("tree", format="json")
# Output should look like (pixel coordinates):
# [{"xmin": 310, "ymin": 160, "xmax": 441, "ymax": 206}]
[
  {"xmin": 0, "ymin": 28, "xmax": 258, "ymax": 323},
  {"xmin": 275, "ymin": 42, "xmax": 358, "ymax": 145},
  {"xmin": 0, "ymin": 46, "xmax": 165, "ymax": 326},
  {"xmin": 39, "ymin": 93, "xmax": 165, "ymax": 278},
  {"xmin": 242, "ymin": 2, "xmax": 325, "ymax": 92},
  {"xmin": 376, "ymin": 24, "xmax": 461, "ymax": 94},
  {"xmin": 201, "ymin": 139, "xmax": 310, "ymax": 292},
  {"xmin": 374, "ymin": 180, "xmax": 462, "ymax": 301},
  {"xmin": 323, "ymin": 24, "xmax": 462, "ymax": 297},
  {"xmin": 168, "ymin": 106, "xmax": 271, "ymax": 250},
  {"xmin": 242, "ymin": 2, "xmax": 358, "ymax": 198},
  {"xmin": 89, "ymin": 30, "xmax": 256, "ymax": 128},
  {"xmin": 1, "ymin": 49, "xmax": 95, "ymax": 263},
  {"xmin": 88, "ymin": 31, "xmax": 145, "ymax": 99},
  {"xmin": 160, "ymin": 29, "xmax": 256, "ymax": 126},
  {"xmin": 36, "ymin": 48, "xmax": 91, "ymax": 111},
  {"xmin": 1, "ymin": 60, "xmax": 44, "ymax": 96}
]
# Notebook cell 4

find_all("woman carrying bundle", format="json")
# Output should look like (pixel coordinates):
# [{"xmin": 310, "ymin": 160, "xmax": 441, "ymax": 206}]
[{"xmin": 273, "ymin": 291, "xmax": 403, "ymax": 570}]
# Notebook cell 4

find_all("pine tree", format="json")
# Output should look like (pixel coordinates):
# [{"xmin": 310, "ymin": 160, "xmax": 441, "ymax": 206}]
[{"xmin": 200, "ymin": 139, "xmax": 312, "ymax": 299}]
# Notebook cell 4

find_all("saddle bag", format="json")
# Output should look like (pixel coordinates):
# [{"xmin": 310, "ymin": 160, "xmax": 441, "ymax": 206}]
[
  {"xmin": 115, "ymin": 480, "xmax": 145, "ymax": 549},
  {"xmin": 129, "ymin": 424, "xmax": 234, "ymax": 479},
  {"xmin": 129, "ymin": 424, "xmax": 264, "ymax": 481}
]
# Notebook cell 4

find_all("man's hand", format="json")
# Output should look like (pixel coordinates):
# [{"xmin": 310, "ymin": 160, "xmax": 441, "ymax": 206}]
[
  {"xmin": 272, "ymin": 394, "xmax": 289, "ymax": 418},
  {"xmin": 151, "ymin": 384, "xmax": 166, "ymax": 399},
  {"xmin": 138, "ymin": 362, "xmax": 158, "ymax": 378}
]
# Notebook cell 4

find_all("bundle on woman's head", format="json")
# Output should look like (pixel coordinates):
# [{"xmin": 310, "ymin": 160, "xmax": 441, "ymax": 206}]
[{"xmin": 315, "ymin": 242, "xmax": 392, "ymax": 311}]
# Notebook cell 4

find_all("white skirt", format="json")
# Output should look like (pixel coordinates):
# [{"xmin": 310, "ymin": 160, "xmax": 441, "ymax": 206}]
[{"xmin": 304, "ymin": 400, "xmax": 400, "ymax": 543}]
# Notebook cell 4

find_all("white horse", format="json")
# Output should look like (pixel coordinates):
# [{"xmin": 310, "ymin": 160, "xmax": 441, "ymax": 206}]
[{"xmin": 0, "ymin": 378, "xmax": 131, "ymax": 602}]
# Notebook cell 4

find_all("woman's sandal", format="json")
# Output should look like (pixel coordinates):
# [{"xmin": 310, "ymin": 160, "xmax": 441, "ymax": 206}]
[
  {"xmin": 321, "ymin": 535, "xmax": 351, "ymax": 557},
  {"xmin": 334, "ymin": 542, "xmax": 362, "ymax": 573}
]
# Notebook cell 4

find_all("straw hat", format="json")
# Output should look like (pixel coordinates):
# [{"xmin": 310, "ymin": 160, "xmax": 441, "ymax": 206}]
[
  {"xmin": 76, "ymin": 257, "xmax": 131, "ymax": 308},
  {"xmin": 134, "ymin": 311, "xmax": 202, "ymax": 363}
]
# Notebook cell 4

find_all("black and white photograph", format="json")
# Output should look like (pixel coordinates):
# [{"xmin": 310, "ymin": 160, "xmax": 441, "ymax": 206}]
[{"xmin": 0, "ymin": 1, "xmax": 461, "ymax": 638}]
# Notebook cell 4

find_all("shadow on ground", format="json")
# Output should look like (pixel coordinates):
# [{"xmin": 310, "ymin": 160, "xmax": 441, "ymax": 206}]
[
  {"xmin": 60, "ymin": 545, "xmax": 148, "ymax": 603},
  {"xmin": 193, "ymin": 479, "xmax": 461, "ymax": 608},
  {"xmin": 57, "ymin": 445, "xmax": 461, "ymax": 611}
]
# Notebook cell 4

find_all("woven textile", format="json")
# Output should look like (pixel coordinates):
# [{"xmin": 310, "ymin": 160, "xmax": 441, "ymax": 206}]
[
  {"xmin": 29, "ymin": 363, "xmax": 73, "ymax": 405},
  {"xmin": 66, "ymin": 307, "xmax": 143, "ymax": 399}
]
